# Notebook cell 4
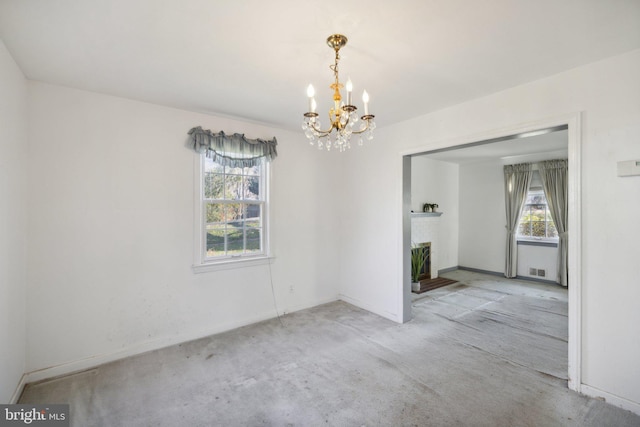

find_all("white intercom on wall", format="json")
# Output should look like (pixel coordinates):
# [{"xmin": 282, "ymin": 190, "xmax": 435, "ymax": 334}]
[{"xmin": 617, "ymin": 160, "xmax": 640, "ymax": 177}]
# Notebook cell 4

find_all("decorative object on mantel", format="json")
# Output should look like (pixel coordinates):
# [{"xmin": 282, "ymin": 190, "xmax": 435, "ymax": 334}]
[
  {"xmin": 188, "ymin": 127, "xmax": 278, "ymax": 167},
  {"xmin": 423, "ymin": 203, "xmax": 439, "ymax": 213},
  {"xmin": 302, "ymin": 34, "xmax": 376, "ymax": 152}
]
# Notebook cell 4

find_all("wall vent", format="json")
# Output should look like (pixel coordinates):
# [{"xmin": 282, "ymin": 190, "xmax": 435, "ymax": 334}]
[
  {"xmin": 537, "ymin": 269, "xmax": 546, "ymax": 277},
  {"xmin": 529, "ymin": 268, "xmax": 537, "ymax": 276}
]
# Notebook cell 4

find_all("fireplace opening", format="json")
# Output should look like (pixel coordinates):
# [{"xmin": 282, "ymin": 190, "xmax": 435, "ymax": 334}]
[{"xmin": 412, "ymin": 242, "xmax": 431, "ymax": 281}]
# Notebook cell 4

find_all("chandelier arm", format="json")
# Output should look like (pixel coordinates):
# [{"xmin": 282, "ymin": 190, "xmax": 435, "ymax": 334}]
[
  {"xmin": 308, "ymin": 121, "xmax": 335, "ymax": 136},
  {"xmin": 349, "ymin": 116, "xmax": 376, "ymax": 135},
  {"xmin": 350, "ymin": 123, "xmax": 370, "ymax": 135}
]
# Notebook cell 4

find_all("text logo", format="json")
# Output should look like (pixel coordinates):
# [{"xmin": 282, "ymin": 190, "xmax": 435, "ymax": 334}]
[{"xmin": 0, "ymin": 405, "xmax": 69, "ymax": 427}]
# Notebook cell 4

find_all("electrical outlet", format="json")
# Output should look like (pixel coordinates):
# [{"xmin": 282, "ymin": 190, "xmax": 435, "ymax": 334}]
[
  {"xmin": 529, "ymin": 268, "xmax": 537, "ymax": 276},
  {"xmin": 537, "ymin": 269, "xmax": 546, "ymax": 277},
  {"xmin": 289, "ymin": 285, "xmax": 294, "ymax": 293}
]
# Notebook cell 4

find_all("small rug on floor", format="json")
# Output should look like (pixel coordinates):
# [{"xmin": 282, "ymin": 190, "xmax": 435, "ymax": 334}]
[{"xmin": 413, "ymin": 277, "xmax": 458, "ymax": 294}]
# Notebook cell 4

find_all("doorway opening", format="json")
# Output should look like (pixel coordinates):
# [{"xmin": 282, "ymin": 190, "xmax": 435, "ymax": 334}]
[{"xmin": 400, "ymin": 115, "xmax": 581, "ymax": 392}]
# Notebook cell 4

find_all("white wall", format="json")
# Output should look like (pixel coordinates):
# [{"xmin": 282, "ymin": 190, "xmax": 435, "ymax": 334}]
[
  {"xmin": 458, "ymin": 159, "xmax": 505, "ymax": 273},
  {"xmin": 0, "ymin": 40, "xmax": 28, "ymax": 402},
  {"xmin": 338, "ymin": 49, "xmax": 640, "ymax": 409},
  {"xmin": 25, "ymin": 82, "xmax": 340, "ymax": 377},
  {"xmin": 410, "ymin": 156, "xmax": 459, "ymax": 270}
]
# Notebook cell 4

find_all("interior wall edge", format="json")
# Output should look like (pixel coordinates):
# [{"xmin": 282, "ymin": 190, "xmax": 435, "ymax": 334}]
[
  {"xmin": 338, "ymin": 294, "xmax": 400, "ymax": 323},
  {"xmin": 9, "ymin": 374, "xmax": 27, "ymax": 404},
  {"xmin": 581, "ymin": 385, "xmax": 640, "ymax": 416},
  {"xmin": 457, "ymin": 266, "xmax": 504, "ymax": 277},
  {"xmin": 24, "ymin": 296, "xmax": 337, "ymax": 385}
]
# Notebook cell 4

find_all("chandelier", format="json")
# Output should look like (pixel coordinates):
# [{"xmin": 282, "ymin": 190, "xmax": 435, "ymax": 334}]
[{"xmin": 302, "ymin": 34, "xmax": 376, "ymax": 152}]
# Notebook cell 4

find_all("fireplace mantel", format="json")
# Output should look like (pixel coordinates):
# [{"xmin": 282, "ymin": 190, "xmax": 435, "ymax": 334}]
[{"xmin": 411, "ymin": 212, "xmax": 443, "ymax": 217}]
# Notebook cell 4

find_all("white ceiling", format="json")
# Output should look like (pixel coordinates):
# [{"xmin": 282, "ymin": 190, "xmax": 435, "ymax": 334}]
[{"xmin": 1, "ymin": 0, "xmax": 639, "ymax": 132}]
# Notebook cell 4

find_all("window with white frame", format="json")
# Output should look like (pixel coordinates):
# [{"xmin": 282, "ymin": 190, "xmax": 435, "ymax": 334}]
[
  {"xmin": 198, "ymin": 154, "xmax": 268, "ymax": 263},
  {"xmin": 517, "ymin": 188, "xmax": 558, "ymax": 241},
  {"xmin": 188, "ymin": 126, "xmax": 276, "ymax": 269}
]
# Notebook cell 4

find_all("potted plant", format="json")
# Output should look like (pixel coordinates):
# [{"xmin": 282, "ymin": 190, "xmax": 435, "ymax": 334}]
[{"xmin": 411, "ymin": 243, "xmax": 426, "ymax": 292}]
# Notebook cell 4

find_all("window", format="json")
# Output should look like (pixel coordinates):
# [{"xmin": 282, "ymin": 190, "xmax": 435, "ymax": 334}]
[
  {"xmin": 195, "ymin": 153, "xmax": 269, "ymax": 267},
  {"xmin": 517, "ymin": 189, "xmax": 557, "ymax": 241}
]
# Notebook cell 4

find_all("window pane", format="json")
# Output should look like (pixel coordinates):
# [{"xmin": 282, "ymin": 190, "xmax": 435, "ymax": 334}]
[
  {"xmin": 206, "ymin": 203, "xmax": 245, "ymax": 224},
  {"xmin": 204, "ymin": 172, "xmax": 225, "ymax": 199},
  {"xmin": 531, "ymin": 221, "xmax": 546, "ymax": 237},
  {"xmin": 225, "ymin": 174, "xmax": 244, "ymax": 200},
  {"xmin": 530, "ymin": 204, "xmax": 545, "ymax": 218},
  {"xmin": 226, "ymin": 224, "xmax": 244, "ymax": 254},
  {"xmin": 547, "ymin": 222, "xmax": 558, "ymax": 238},
  {"xmin": 245, "ymin": 204, "xmax": 261, "ymax": 221},
  {"xmin": 518, "ymin": 221, "xmax": 531, "ymax": 236},
  {"xmin": 205, "ymin": 203, "xmax": 224, "ymax": 224},
  {"xmin": 206, "ymin": 225, "xmax": 226, "ymax": 257},
  {"xmin": 245, "ymin": 175, "xmax": 260, "ymax": 200},
  {"xmin": 225, "ymin": 203, "xmax": 245, "ymax": 225},
  {"xmin": 245, "ymin": 226, "xmax": 262, "ymax": 253}
]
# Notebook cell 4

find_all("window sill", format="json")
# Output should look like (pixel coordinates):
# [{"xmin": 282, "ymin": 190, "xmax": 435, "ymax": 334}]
[
  {"xmin": 517, "ymin": 239, "xmax": 558, "ymax": 248},
  {"xmin": 192, "ymin": 256, "xmax": 274, "ymax": 274}
]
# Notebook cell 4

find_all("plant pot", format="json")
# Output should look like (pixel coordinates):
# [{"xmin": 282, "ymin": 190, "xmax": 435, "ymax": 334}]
[{"xmin": 412, "ymin": 282, "xmax": 421, "ymax": 292}]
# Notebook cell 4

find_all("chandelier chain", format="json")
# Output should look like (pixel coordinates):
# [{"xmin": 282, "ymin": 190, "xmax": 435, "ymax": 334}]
[{"xmin": 330, "ymin": 50, "xmax": 340, "ymax": 86}]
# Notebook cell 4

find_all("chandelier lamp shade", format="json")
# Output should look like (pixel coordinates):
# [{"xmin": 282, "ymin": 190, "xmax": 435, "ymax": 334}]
[{"xmin": 302, "ymin": 34, "xmax": 376, "ymax": 152}]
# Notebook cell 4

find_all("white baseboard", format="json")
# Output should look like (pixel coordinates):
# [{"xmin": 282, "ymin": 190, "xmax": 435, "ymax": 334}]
[
  {"xmin": 581, "ymin": 384, "xmax": 640, "ymax": 415},
  {"xmin": 25, "ymin": 297, "xmax": 338, "ymax": 384},
  {"xmin": 25, "ymin": 312, "xmax": 277, "ymax": 383},
  {"xmin": 278, "ymin": 296, "xmax": 338, "ymax": 316},
  {"xmin": 338, "ymin": 293, "xmax": 400, "ymax": 323},
  {"xmin": 10, "ymin": 374, "xmax": 27, "ymax": 403}
]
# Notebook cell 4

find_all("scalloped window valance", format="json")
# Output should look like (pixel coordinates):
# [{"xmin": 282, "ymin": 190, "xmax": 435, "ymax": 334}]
[{"xmin": 188, "ymin": 126, "xmax": 278, "ymax": 168}]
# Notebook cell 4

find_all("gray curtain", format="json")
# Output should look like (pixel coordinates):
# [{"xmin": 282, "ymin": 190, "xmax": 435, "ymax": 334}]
[
  {"xmin": 538, "ymin": 159, "xmax": 568, "ymax": 287},
  {"xmin": 504, "ymin": 163, "xmax": 533, "ymax": 278},
  {"xmin": 188, "ymin": 126, "xmax": 278, "ymax": 168}
]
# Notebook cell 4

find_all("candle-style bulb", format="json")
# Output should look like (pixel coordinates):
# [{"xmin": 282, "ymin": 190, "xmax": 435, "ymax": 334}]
[
  {"xmin": 362, "ymin": 90, "xmax": 369, "ymax": 115},
  {"xmin": 346, "ymin": 78, "xmax": 353, "ymax": 105},
  {"xmin": 307, "ymin": 84, "xmax": 315, "ymax": 112}
]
